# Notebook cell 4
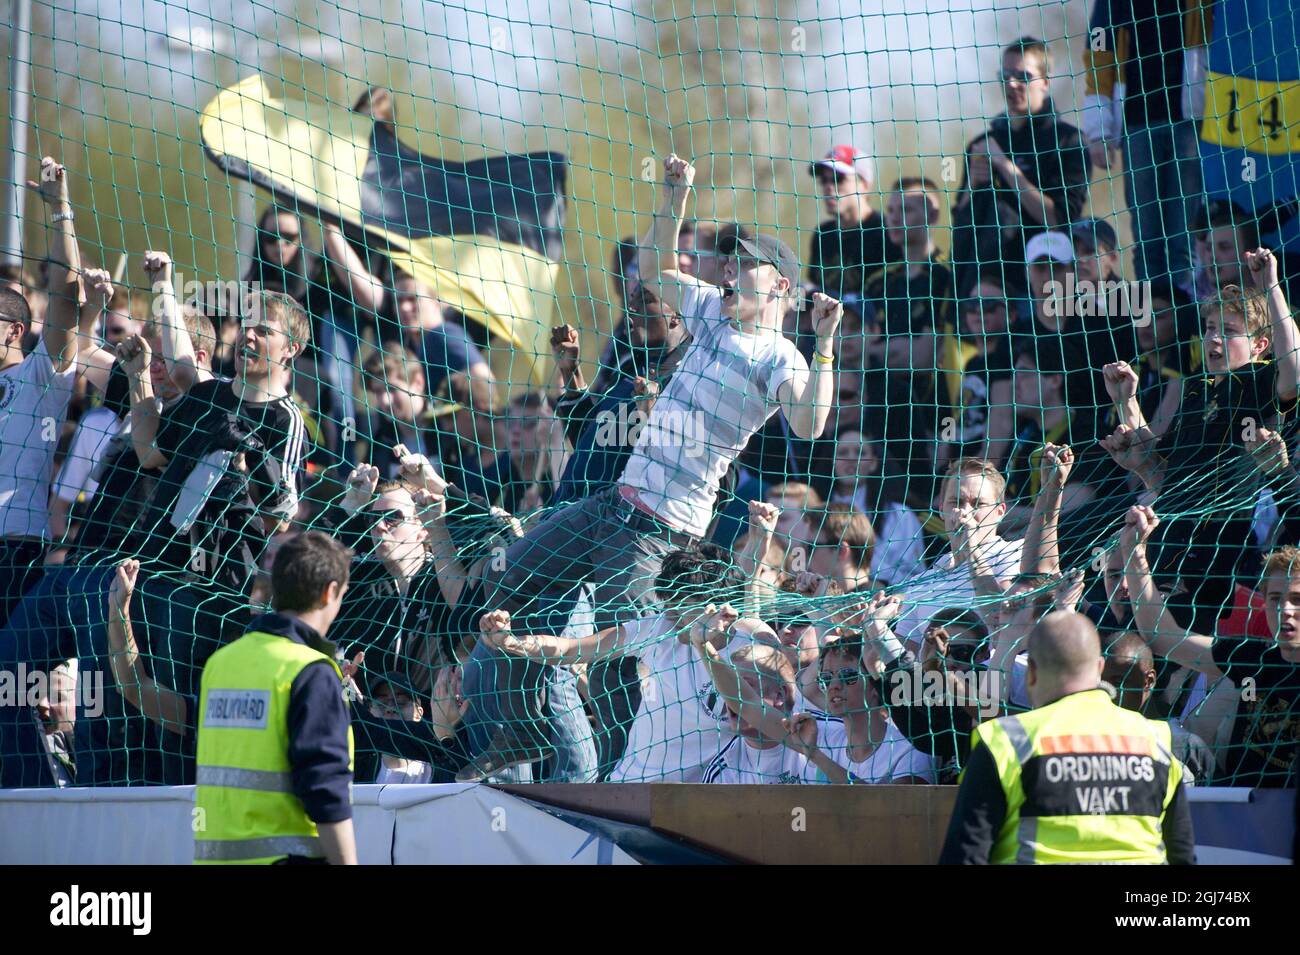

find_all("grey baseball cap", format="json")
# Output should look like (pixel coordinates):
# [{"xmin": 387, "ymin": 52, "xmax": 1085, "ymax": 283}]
[{"xmin": 732, "ymin": 234, "xmax": 801, "ymax": 288}]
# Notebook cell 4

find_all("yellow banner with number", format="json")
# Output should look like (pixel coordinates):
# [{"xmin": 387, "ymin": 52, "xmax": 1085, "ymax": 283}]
[{"xmin": 1201, "ymin": 71, "xmax": 1300, "ymax": 155}]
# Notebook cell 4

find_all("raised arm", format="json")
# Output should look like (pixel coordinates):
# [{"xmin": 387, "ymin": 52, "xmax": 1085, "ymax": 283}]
[
  {"xmin": 119, "ymin": 334, "xmax": 168, "ymax": 470},
  {"xmin": 478, "ymin": 609, "xmax": 630, "ymax": 664},
  {"xmin": 550, "ymin": 323, "xmax": 587, "ymax": 394},
  {"xmin": 737, "ymin": 500, "xmax": 781, "ymax": 615},
  {"xmin": 1021, "ymin": 443, "xmax": 1073, "ymax": 575},
  {"xmin": 637, "ymin": 155, "xmax": 710, "ymax": 315},
  {"xmin": 107, "ymin": 560, "xmax": 190, "ymax": 735},
  {"xmin": 1246, "ymin": 248, "xmax": 1300, "ymax": 403},
  {"xmin": 1118, "ymin": 506, "xmax": 1222, "ymax": 678},
  {"xmin": 322, "ymin": 222, "xmax": 385, "ymax": 314},
  {"xmin": 76, "ymin": 269, "xmax": 121, "ymax": 394},
  {"xmin": 142, "ymin": 251, "xmax": 198, "ymax": 394},
  {"xmin": 779, "ymin": 292, "xmax": 841, "ymax": 440},
  {"xmin": 28, "ymin": 157, "xmax": 83, "ymax": 372}
]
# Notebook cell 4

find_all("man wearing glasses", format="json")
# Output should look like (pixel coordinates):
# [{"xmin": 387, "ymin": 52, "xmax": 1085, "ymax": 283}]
[{"xmin": 950, "ymin": 37, "xmax": 1093, "ymax": 298}]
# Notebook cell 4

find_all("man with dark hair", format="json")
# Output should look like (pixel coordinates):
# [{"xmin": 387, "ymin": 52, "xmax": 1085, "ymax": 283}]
[
  {"xmin": 1103, "ymin": 631, "xmax": 1215, "ymax": 782},
  {"xmin": 194, "ymin": 530, "xmax": 357, "ymax": 865},
  {"xmin": 950, "ymin": 36, "xmax": 1093, "ymax": 297}
]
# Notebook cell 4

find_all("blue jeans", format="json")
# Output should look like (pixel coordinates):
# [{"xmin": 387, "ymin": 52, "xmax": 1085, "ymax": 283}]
[
  {"xmin": 462, "ymin": 487, "xmax": 684, "ymax": 780},
  {"xmin": 461, "ymin": 639, "xmax": 598, "ymax": 782},
  {"xmin": 1123, "ymin": 119, "xmax": 1201, "ymax": 293}
]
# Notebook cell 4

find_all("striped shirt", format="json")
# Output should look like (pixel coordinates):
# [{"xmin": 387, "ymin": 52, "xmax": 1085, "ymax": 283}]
[
  {"xmin": 133, "ymin": 377, "xmax": 308, "ymax": 589},
  {"xmin": 621, "ymin": 283, "xmax": 806, "ymax": 537}
]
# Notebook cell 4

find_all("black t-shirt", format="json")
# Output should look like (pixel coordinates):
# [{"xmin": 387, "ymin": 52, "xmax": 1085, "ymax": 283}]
[
  {"xmin": 331, "ymin": 558, "xmax": 452, "ymax": 697},
  {"xmin": 131, "ymin": 377, "xmax": 307, "ymax": 588},
  {"xmin": 948, "ymin": 340, "xmax": 1013, "ymax": 452},
  {"xmin": 1158, "ymin": 362, "xmax": 1295, "ymax": 517},
  {"xmin": 807, "ymin": 212, "xmax": 899, "ymax": 299},
  {"xmin": 1014, "ymin": 310, "xmax": 1139, "ymax": 418},
  {"xmin": 70, "ymin": 365, "xmax": 165, "ymax": 564},
  {"xmin": 1211, "ymin": 636, "xmax": 1300, "ymax": 787},
  {"xmin": 863, "ymin": 257, "xmax": 956, "ymax": 339}
]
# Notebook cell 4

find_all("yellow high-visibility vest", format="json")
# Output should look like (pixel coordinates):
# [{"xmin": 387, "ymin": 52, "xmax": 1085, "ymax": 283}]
[
  {"xmin": 972, "ymin": 689, "xmax": 1184, "ymax": 864},
  {"xmin": 194, "ymin": 630, "xmax": 354, "ymax": 864}
]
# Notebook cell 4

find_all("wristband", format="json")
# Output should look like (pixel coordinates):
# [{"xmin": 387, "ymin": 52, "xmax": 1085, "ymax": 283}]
[
  {"xmin": 51, "ymin": 210, "xmax": 75, "ymax": 223},
  {"xmin": 813, "ymin": 351, "xmax": 834, "ymax": 365},
  {"xmin": 866, "ymin": 623, "xmax": 906, "ymax": 665}
]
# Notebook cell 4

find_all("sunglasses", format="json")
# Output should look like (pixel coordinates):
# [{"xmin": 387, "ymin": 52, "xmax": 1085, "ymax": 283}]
[
  {"xmin": 1001, "ymin": 69, "xmax": 1039, "ymax": 86},
  {"xmin": 962, "ymin": 297, "xmax": 1007, "ymax": 314},
  {"xmin": 368, "ymin": 508, "xmax": 413, "ymax": 529},
  {"xmin": 817, "ymin": 667, "xmax": 862, "ymax": 690}
]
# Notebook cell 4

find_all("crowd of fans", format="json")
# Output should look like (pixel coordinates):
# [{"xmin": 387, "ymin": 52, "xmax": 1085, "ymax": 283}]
[{"xmin": 1, "ymin": 34, "xmax": 1298, "ymax": 792}]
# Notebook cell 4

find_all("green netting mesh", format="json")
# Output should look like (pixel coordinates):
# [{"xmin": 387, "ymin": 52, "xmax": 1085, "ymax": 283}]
[{"xmin": 1, "ymin": 0, "xmax": 1298, "ymax": 791}]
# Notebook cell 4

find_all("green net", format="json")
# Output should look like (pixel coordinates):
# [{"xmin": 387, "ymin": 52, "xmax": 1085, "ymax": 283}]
[{"xmin": 1, "ymin": 0, "xmax": 1298, "ymax": 792}]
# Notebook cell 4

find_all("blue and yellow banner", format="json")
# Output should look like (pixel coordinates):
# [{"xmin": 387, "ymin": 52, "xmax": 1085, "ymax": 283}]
[{"xmin": 1200, "ymin": 0, "xmax": 1300, "ymax": 249}]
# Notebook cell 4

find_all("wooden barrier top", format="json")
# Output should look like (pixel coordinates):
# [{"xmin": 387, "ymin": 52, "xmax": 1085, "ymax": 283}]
[{"xmin": 494, "ymin": 784, "xmax": 959, "ymax": 864}]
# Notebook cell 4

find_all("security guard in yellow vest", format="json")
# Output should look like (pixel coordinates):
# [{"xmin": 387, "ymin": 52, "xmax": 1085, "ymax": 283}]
[
  {"xmin": 195, "ymin": 531, "xmax": 358, "ymax": 865},
  {"xmin": 941, "ymin": 611, "xmax": 1195, "ymax": 864}
]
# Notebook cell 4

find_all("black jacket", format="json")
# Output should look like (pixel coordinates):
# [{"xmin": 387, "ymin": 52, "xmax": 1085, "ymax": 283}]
[{"xmin": 249, "ymin": 612, "xmax": 354, "ymax": 824}]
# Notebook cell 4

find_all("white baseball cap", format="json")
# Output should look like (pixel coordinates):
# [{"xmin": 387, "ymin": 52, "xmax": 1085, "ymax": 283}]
[{"xmin": 1024, "ymin": 231, "xmax": 1075, "ymax": 265}]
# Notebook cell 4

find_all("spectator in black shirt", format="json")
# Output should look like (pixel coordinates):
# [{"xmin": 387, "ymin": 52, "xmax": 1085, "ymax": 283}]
[
  {"xmin": 938, "ymin": 271, "xmax": 1017, "ymax": 474},
  {"xmin": 127, "ymin": 289, "xmax": 310, "ymax": 592},
  {"xmin": 1105, "ymin": 256, "xmax": 1300, "ymax": 621},
  {"xmin": 1017, "ymin": 231, "xmax": 1138, "ymax": 436},
  {"xmin": 807, "ymin": 146, "xmax": 899, "ymax": 300},
  {"xmin": 1121, "ymin": 506, "xmax": 1300, "ymax": 787},
  {"xmin": 863, "ymin": 176, "xmax": 955, "ymax": 506},
  {"xmin": 950, "ymin": 37, "xmax": 1093, "ymax": 297},
  {"xmin": 355, "ymin": 346, "xmax": 435, "ymax": 480}
]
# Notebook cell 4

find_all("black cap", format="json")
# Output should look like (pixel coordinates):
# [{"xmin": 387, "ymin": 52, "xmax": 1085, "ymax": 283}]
[
  {"xmin": 1070, "ymin": 217, "xmax": 1119, "ymax": 253},
  {"xmin": 733, "ymin": 234, "xmax": 801, "ymax": 288}
]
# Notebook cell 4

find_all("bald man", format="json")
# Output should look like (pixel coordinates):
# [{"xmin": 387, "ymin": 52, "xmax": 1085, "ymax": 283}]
[
  {"xmin": 1103, "ymin": 634, "xmax": 1214, "ymax": 784},
  {"xmin": 940, "ymin": 611, "xmax": 1195, "ymax": 864}
]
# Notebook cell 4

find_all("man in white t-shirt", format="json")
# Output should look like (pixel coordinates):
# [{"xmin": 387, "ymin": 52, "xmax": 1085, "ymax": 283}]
[
  {"xmin": 0, "ymin": 158, "xmax": 92, "ymax": 623},
  {"xmin": 893, "ymin": 457, "xmax": 1023, "ymax": 646},
  {"xmin": 462, "ymin": 154, "xmax": 843, "ymax": 778},
  {"xmin": 696, "ymin": 626, "xmax": 849, "ymax": 785}
]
